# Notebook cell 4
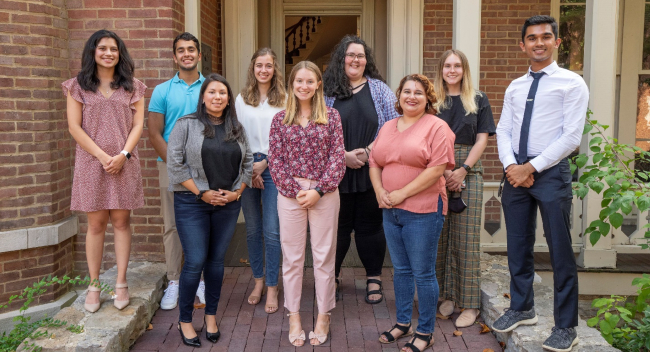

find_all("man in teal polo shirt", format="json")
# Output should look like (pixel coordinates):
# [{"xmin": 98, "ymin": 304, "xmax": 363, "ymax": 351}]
[{"xmin": 147, "ymin": 32, "xmax": 205, "ymax": 310}]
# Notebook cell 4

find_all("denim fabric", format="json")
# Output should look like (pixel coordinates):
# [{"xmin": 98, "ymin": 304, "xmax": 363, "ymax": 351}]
[
  {"xmin": 241, "ymin": 153, "xmax": 281, "ymax": 287},
  {"xmin": 383, "ymin": 196, "xmax": 445, "ymax": 334},
  {"xmin": 174, "ymin": 193, "xmax": 240, "ymax": 322}
]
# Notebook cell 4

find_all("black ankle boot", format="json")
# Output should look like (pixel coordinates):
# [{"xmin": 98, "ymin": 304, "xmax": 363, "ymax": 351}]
[{"xmin": 178, "ymin": 323, "xmax": 201, "ymax": 347}]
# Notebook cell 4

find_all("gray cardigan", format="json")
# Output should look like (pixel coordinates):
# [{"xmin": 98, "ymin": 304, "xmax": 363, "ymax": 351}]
[{"xmin": 167, "ymin": 115, "xmax": 253, "ymax": 193}]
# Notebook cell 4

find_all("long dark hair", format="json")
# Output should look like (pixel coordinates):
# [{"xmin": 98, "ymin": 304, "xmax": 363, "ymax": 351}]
[
  {"xmin": 323, "ymin": 35, "xmax": 384, "ymax": 99},
  {"xmin": 77, "ymin": 30, "xmax": 135, "ymax": 93},
  {"xmin": 194, "ymin": 74, "xmax": 245, "ymax": 142}
]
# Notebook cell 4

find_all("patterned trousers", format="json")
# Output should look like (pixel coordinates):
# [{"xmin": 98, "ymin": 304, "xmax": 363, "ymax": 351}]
[{"xmin": 436, "ymin": 144, "xmax": 483, "ymax": 309}]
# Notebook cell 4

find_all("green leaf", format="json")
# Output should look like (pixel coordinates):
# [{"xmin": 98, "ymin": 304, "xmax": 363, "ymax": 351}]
[
  {"xmin": 621, "ymin": 180, "xmax": 631, "ymax": 190},
  {"xmin": 609, "ymin": 213, "xmax": 623, "ymax": 229},
  {"xmin": 590, "ymin": 145, "xmax": 601, "ymax": 153},
  {"xmin": 590, "ymin": 231, "xmax": 603, "ymax": 246},
  {"xmin": 590, "ymin": 136, "xmax": 603, "ymax": 146},
  {"xmin": 637, "ymin": 196, "xmax": 650, "ymax": 212},
  {"xmin": 593, "ymin": 153, "xmax": 603, "ymax": 164},
  {"xmin": 570, "ymin": 163, "xmax": 577, "ymax": 174},
  {"xmin": 600, "ymin": 320, "xmax": 612, "ymax": 334},
  {"xmin": 576, "ymin": 186, "xmax": 589, "ymax": 199},
  {"xmin": 621, "ymin": 201, "xmax": 632, "ymax": 215},
  {"xmin": 587, "ymin": 316, "xmax": 598, "ymax": 327},
  {"xmin": 601, "ymin": 198, "xmax": 612, "ymax": 207},
  {"xmin": 589, "ymin": 181, "xmax": 604, "ymax": 194},
  {"xmin": 583, "ymin": 123, "xmax": 593, "ymax": 135},
  {"xmin": 576, "ymin": 154, "xmax": 588, "ymax": 168},
  {"xmin": 605, "ymin": 175, "xmax": 617, "ymax": 186}
]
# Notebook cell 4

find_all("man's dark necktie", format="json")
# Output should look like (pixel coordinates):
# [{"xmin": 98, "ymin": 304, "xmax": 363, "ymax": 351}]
[{"xmin": 517, "ymin": 71, "xmax": 545, "ymax": 164}]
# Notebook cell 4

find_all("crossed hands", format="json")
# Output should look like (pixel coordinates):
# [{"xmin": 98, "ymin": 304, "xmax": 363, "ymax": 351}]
[
  {"xmin": 375, "ymin": 188, "xmax": 407, "ymax": 209},
  {"xmin": 201, "ymin": 189, "xmax": 238, "ymax": 206},
  {"xmin": 345, "ymin": 148, "xmax": 368, "ymax": 169},
  {"xmin": 100, "ymin": 153, "xmax": 127, "ymax": 175},
  {"xmin": 506, "ymin": 163, "xmax": 536, "ymax": 188},
  {"xmin": 296, "ymin": 189, "xmax": 321, "ymax": 209}
]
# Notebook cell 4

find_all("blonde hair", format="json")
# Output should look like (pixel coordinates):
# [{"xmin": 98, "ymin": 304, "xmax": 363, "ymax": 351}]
[
  {"xmin": 241, "ymin": 48, "xmax": 286, "ymax": 107},
  {"xmin": 395, "ymin": 74, "xmax": 437, "ymax": 115},
  {"xmin": 433, "ymin": 49, "xmax": 478, "ymax": 115},
  {"xmin": 283, "ymin": 61, "xmax": 328, "ymax": 125}
]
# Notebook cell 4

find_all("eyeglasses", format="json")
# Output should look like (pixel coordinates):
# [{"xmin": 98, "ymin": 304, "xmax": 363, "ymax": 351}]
[{"xmin": 345, "ymin": 53, "xmax": 366, "ymax": 61}]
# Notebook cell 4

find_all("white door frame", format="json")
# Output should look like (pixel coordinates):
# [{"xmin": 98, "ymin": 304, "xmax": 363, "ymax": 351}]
[{"xmin": 225, "ymin": 0, "xmax": 424, "ymax": 91}]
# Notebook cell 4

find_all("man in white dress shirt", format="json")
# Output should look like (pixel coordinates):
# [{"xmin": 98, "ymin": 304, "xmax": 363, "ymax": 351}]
[{"xmin": 492, "ymin": 15, "xmax": 589, "ymax": 352}]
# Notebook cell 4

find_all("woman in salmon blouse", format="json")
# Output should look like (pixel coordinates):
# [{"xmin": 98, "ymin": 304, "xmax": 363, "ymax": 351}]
[{"xmin": 369, "ymin": 74, "xmax": 455, "ymax": 352}]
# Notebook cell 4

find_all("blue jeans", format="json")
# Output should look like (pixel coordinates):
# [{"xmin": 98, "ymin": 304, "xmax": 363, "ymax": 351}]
[
  {"xmin": 174, "ymin": 192, "xmax": 241, "ymax": 323},
  {"xmin": 383, "ymin": 196, "xmax": 445, "ymax": 334},
  {"xmin": 241, "ymin": 153, "xmax": 281, "ymax": 286}
]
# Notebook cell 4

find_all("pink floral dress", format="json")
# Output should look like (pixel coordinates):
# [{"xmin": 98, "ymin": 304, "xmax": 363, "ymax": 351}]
[{"xmin": 62, "ymin": 77, "xmax": 146, "ymax": 212}]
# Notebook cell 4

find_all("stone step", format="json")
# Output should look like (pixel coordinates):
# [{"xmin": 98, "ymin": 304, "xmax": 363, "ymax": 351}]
[
  {"xmin": 21, "ymin": 261, "xmax": 166, "ymax": 352},
  {"xmin": 480, "ymin": 253, "xmax": 621, "ymax": 352}
]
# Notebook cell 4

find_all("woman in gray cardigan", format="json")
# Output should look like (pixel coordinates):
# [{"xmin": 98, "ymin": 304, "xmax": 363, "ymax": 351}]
[{"xmin": 167, "ymin": 74, "xmax": 253, "ymax": 347}]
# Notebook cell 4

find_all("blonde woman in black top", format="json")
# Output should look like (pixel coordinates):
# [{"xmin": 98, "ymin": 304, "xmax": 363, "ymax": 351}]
[{"xmin": 433, "ymin": 49, "xmax": 496, "ymax": 328}]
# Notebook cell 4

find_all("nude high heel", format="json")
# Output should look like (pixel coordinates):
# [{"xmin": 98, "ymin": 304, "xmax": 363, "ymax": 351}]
[
  {"xmin": 113, "ymin": 283, "xmax": 130, "ymax": 310},
  {"xmin": 84, "ymin": 284, "xmax": 101, "ymax": 313}
]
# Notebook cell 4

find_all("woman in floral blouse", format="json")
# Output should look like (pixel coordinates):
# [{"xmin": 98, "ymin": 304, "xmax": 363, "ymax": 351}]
[{"xmin": 268, "ymin": 61, "xmax": 345, "ymax": 347}]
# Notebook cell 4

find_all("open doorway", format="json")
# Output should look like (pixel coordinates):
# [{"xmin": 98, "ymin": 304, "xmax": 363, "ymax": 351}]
[{"xmin": 284, "ymin": 16, "xmax": 359, "ymax": 78}]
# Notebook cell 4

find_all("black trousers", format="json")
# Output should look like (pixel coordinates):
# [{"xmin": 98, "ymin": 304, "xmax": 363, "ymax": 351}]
[
  {"xmin": 501, "ymin": 158, "xmax": 579, "ymax": 328},
  {"xmin": 335, "ymin": 188, "xmax": 386, "ymax": 278}
]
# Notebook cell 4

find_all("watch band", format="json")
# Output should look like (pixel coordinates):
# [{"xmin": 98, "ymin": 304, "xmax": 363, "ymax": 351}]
[
  {"xmin": 314, "ymin": 187, "xmax": 324, "ymax": 198},
  {"xmin": 120, "ymin": 150, "xmax": 131, "ymax": 159},
  {"xmin": 462, "ymin": 163, "xmax": 471, "ymax": 172},
  {"xmin": 195, "ymin": 190, "xmax": 206, "ymax": 202}
]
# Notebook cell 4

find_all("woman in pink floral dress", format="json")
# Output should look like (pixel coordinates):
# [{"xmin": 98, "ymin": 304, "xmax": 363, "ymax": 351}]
[{"xmin": 62, "ymin": 30, "xmax": 146, "ymax": 313}]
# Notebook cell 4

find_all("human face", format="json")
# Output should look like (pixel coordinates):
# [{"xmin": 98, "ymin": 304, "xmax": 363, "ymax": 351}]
[
  {"xmin": 254, "ymin": 54, "xmax": 274, "ymax": 85},
  {"xmin": 173, "ymin": 39, "xmax": 201, "ymax": 71},
  {"xmin": 344, "ymin": 43, "xmax": 366, "ymax": 81},
  {"xmin": 292, "ymin": 68, "xmax": 320, "ymax": 102},
  {"xmin": 203, "ymin": 81, "xmax": 229, "ymax": 117},
  {"xmin": 442, "ymin": 54, "xmax": 463, "ymax": 90},
  {"xmin": 95, "ymin": 37, "xmax": 119, "ymax": 69},
  {"xmin": 399, "ymin": 80, "xmax": 427, "ymax": 117},
  {"xmin": 519, "ymin": 23, "xmax": 560, "ymax": 69}
]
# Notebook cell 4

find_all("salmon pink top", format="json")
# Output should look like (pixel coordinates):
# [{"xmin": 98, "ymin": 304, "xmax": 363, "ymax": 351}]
[{"xmin": 369, "ymin": 114, "xmax": 455, "ymax": 214}]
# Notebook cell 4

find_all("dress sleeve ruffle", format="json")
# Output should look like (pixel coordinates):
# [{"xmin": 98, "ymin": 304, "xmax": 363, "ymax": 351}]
[
  {"xmin": 61, "ymin": 78, "xmax": 84, "ymax": 104},
  {"xmin": 129, "ymin": 78, "xmax": 148, "ymax": 110}
]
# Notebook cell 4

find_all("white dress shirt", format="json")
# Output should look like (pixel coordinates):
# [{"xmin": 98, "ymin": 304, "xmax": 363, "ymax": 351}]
[
  {"xmin": 235, "ymin": 94, "xmax": 285, "ymax": 155},
  {"xmin": 496, "ymin": 61, "xmax": 589, "ymax": 172}
]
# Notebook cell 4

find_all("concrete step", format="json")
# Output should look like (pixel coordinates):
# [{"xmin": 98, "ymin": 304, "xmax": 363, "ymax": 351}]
[{"xmin": 21, "ymin": 261, "xmax": 166, "ymax": 352}]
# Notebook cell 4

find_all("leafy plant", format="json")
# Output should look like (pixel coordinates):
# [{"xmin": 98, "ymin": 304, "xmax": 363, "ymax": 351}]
[
  {"xmin": 569, "ymin": 111, "xmax": 650, "ymax": 246},
  {"xmin": 0, "ymin": 275, "xmax": 112, "ymax": 352},
  {"xmin": 588, "ymin": 274, "xmax": 650, "ymax": 351}
]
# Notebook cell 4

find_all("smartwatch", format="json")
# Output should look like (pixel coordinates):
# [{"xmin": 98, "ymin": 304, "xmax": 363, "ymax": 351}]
[
  {"xmin": 120, "ymin": 150, "xmax": 131, "ymax": 160},
  {"xmin": 314, "ymin": 187, "xmax": 324, "ymax": 198},
  {"xmin": 462, "ymin": 163, "xmax": 471, "ymax": 173},
  {"xmin": 195, "ymin": 190, "xmax": 206, "ymax": 202}
]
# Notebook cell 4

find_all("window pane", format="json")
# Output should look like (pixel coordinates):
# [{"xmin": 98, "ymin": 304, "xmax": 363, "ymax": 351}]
[
  {"xmin": 558, "ymin": 5, "xmax": 586, "ymax": 71},
  {"xmin": 643, "ymin": 3, "xmax": 650, "ymax": 70}
]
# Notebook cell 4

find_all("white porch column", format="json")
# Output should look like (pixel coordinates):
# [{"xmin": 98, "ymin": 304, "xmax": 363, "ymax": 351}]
[
  {"xmin": 577, "ymin": 0, "xmax": 619, "ymax": 268},
  {"xmin": 185, "ymin": 0, "xmax": 201, "ymax": 72},
  {"xmin": 387, "ymin": 0, "xmax": 423, "ymax": 90},
  {"xmin": 223, "ymin": 0, "xmax": 257, "ymax": 95},
  {"xmin": 452, "ymin": 0, "xmax": 481, "ymax": 89}
]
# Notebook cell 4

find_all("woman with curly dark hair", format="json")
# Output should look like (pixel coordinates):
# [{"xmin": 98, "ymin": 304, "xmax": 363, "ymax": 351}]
[
  {"xmin": 323, "ymin": 35, "xmax": 399, "ymax": 305},
  {"xmin": 62, "ymin": 29, "xmax": 146, "ymax": 314},
  {"xmin": 370, "ymin": 74, "xmax": 455, "ymax": 351}
]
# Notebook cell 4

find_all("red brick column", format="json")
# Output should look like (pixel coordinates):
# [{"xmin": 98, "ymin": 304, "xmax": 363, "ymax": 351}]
[{"xmin": 0, "ymin": 0, "xmax": 74, "ymax": 311}]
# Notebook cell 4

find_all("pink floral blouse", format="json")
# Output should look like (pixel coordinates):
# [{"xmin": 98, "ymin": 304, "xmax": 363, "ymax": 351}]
[{"xmin": 268, "ymin": 108, "xmax": 346, "ymax": 198}]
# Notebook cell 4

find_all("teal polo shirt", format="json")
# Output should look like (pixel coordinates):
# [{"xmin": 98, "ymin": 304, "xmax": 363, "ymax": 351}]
[{"xmin": 148, "ymin": 72, "xmax": 205, "ymax": 161}]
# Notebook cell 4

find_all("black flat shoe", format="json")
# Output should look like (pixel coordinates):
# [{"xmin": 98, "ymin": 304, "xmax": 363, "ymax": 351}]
[
  {"xmin": 204, "ymin": 316, "xmax": 221, "ymax": 343},
  {"xmin": 178, "ymin": 323, "xmax": 201, "ymax": 347}
]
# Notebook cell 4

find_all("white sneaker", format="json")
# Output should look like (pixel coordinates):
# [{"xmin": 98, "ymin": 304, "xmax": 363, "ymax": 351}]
[
  {"xmin": 161, "ymin": 280, "xmax": 179, "ymax": 310},
  {"xmin": 196, "ymin": 281, "xmax": 206, "ymax": 304}
]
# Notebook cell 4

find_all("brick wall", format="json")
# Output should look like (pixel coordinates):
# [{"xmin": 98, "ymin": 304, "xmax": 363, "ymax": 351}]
[
  {"xmin": 200, "ymin": 0, "xmax": 222, "ymax": 74},
  {"xmin": 423, "ymin": 0, "xmax": 551, "ymax": 226},
  {"xmin": 66, "ymin": 0, "xmax": 185, "ymax": 273},
  {"xmin": 0, "ymin": 0, "xmax": 72, "ymax": 232},
  {"xmin": 0, "ymin": 239, "xmax": 74, "ymax": 313}
]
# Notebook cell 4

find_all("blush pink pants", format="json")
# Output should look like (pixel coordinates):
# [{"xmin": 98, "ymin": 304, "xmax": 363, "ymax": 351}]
[{"xmin": 277, "ymin": 177, "xmax": 339, "ymax": 313}]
